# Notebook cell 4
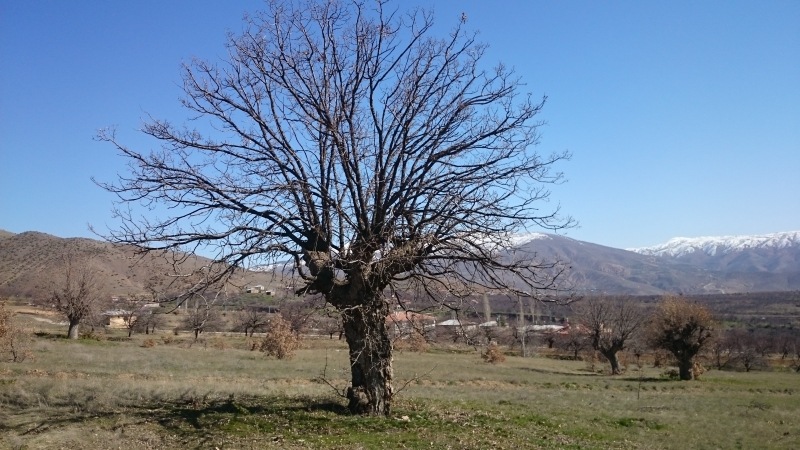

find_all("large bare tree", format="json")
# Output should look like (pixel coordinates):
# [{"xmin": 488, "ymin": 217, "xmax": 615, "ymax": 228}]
[
  {"xmin": 51, "ymin": 255, "xmax": 103, "ymax": 339},
  {"xmin": 579, "ymin": 296, "xmax": 646, "ymax": 374},
  {"xmin": 96, "ymin": 0, "xmax": 571, "ymax": 415}
]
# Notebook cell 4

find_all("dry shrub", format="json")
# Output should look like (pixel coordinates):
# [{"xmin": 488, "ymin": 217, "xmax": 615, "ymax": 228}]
[
  {"xmin": 160, "ymin": 334, "xmax": 174, "ymax": 345},
  {"xmin": 245, "ymin": 338, "xmax": 259, "ymax": 351},
  {"xmin": 586, "ymin": 350, "xmax": 606, "ymax": 373},
  {"xmin": 394, "ymin": 330, "xmax": 429, "ymax": 353},
  {"xmin": 81, "ymin": 330, "xmax": 106, "ymax": 341},
  {"xmin": 259, "ymin": 316, "xmax": 299, "ymax": 359},
  {"xmin": 408, "ymin": 331, "xmax": 429, "ymax": 353},
  {"xmin": 0, "ymin": 302, "xmax": 32, "ymax": 362},
  {"xmin": 692, "ymin": 361, "xmax": 706, "ymax": 379},
  {"xmin": 652, "ymin": 349, "xmax": 674, "ymax": 368},
  {"xmin": 141, "ymin": 338, "xmax": 156, "ymax": 348},
  {"xmin": 210, "ymin": 336, "xmax": 230, "ymax": 350},
  {"xmin": 482, "ymin": 343, "xmax": 505, "ymax": 364}
]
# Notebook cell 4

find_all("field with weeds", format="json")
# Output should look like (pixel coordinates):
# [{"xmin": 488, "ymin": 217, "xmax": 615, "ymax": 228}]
[{"xmin": 1, "ymin": 313, "xmax": 799, "ymax": 449}]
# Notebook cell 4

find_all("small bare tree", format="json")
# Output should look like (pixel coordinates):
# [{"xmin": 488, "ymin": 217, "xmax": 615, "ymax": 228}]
[
  {"xmin": 119, "ymin": 297, "xmax": 150, "ymax": 337},
  {"xmin": 51, "ymin": 255, "xmax": 103, "ymax": 339},
  {"xmin": 137, "ymin": 311, "xmax": 161, "ymax": 335},
  {"xmin": 708, "ymin": 331, "xmax": 734, "ymax": 370},
  {"xmin": 0, "ymin": 302, "xmax": 32, "ymax": 362},
  {"xmin": 181, "ymin": 301, "xmax": 221, "ymax": 341},
  {"xmin": 280, "ymin": 297, "xmax": 321, "ymax": 337},
  {"xmin": 234, "ymin": 308, "xmax": 271, "ymax": 337},
  {"xmin": 647, "ymin": 297, "xmax": 715, "ymax": 380},
  {"xmin": 318, "ymin": 314, "xmax": 343, "ymax": 340},
  {"xmin": 556, "ymin": 326, "xmax": 590, "ymax": 360},
  {"xmin": 727, "ymin": 328, "xmax": 768, "ymax": 372},
  {"xmin": 578, "ymin": 296, "xmax": 646, "ymax": 374}
]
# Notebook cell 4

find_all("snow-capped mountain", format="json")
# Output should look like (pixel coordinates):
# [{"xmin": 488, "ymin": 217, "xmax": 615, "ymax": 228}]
[
  {"xmin": 627, "ymin": 231, "xmax": 800, "ymax": 258},
  {"xmin": 625, "ymin": 231, "xmax": 800, "ymax": 274}
]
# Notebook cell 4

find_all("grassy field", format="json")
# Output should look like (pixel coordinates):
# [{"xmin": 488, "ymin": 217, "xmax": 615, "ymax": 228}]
[{"xmin": 1, "ymin": 313, "xmax": 799, "ymax": 449}]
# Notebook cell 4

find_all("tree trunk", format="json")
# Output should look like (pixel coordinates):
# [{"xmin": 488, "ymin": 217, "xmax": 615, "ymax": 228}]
[
  {"xmin": 604, "ymin": 351, "xmax": 622, "ymax": 374},
  {"xmin": 340, "ymin": 297, "xmax": 393, "ymax": 416},
  {"xmin": 67, "ymin": 320, "xmax": 80, "ymax": 339},
  {"xmin": 678, "ymin": 358, "xmax": 694, "ymax": 380}
]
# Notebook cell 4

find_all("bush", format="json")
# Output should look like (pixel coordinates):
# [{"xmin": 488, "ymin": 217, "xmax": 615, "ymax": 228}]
[
  {"xmin": 0, "ymin": 302, "xmax": 32, "ymax": 362},
  {"xmin": 259, "ymin": 316, "xmax": 299, "ymax": 359},
  {"xmin": 394, "ymin": 330, "xmax": 429, "ymax": 353},
  {"xmin": 210, "ymin": 336, "xmax": 230, "ymax": 350},
  {"xmin": 482, "ymin": 343, "xmax": 505, "ymax": 364},
  {"xmin": 141, "ymin": 339, "xmax": 156, "ymax": 348}
]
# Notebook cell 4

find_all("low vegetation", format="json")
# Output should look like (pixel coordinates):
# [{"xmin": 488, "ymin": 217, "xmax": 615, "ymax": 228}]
[{"xmin": 2, "ymin": 299, "xmax": 799, "ymax": 449}]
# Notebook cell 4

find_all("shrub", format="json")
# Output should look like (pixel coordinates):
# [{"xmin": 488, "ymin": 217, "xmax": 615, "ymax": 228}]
[
  {"xmin": 482, "ymin": 343, "xmax": 505, "ymax": 364},
  {"xmin": 394, "ymin": 330, "xmax": 429, "ymax": 353},
  {"xmin": 161, "ymin": 334, "xmax": 174, "ymax": 345},
  {"xmin": 141, "ymin": 339, "xmax": 156, "ymax": 348},
  {"xmin": 210, "ymin": 336, "xmax": 230, "ymax": 350},
  {"xmin": 259, "ymin": 316, "xmax": 299, "ymax": 359},
  {"xmin": 0, "ymin": 302, "xmax": 32, "ymax": 362}
]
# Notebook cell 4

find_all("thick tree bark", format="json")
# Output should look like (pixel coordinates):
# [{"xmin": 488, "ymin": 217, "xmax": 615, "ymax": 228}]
[
  {"xmin": 603, "ymin": 350, "xmax": 622, "ymax": 375},
  {"xmin": 67, "ymin": 320, "xmax": 80, "ymax": 340},
  {"xmin": 678, "ymin": 358, "xmax": 693, "ymax": 380},
  {"xmin": 340, "ymin": 296, "xmax": 393, "ymax": 416}
]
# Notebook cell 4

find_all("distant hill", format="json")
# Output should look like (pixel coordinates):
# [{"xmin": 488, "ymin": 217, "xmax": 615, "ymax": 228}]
[
  {"xmin": 0, "ymin": 231, "xmax": 280, "ymax": 299},
  {"xmin": 2, "ymin": 229, "xmax": 799, "ymax": 299},
  {"xmin": 515, "ymin": 233, "xmax": 800, "ymax": 295}
]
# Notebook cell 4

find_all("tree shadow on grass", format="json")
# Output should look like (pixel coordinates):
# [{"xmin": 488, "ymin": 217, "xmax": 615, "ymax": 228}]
[
  {"xmin": 3, "ymin": 394, "xmax": 351, "ymax": 444},
  {"xmin": 149, "ymin": 395, "xmax": 351, "ymax": 430}
]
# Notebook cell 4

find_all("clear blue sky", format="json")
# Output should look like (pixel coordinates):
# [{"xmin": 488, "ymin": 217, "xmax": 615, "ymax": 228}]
[{"xmin": 1, "ymin": 0, "xmax": 798, "ymax": 249}]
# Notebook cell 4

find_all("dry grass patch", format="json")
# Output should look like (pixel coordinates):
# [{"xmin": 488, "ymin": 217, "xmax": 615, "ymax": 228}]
[{"xmin": 1, "ymin": 332, "xmax": 799, "ymax": 449}]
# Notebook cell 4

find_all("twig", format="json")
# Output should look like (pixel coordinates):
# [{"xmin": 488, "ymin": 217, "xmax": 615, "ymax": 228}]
[{"xmin": 393, "ymin": 364, "xmax": 439, "ymax": 397}]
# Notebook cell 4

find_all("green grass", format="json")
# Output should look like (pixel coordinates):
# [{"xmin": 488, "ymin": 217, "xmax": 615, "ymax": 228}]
[{"xmin": 1, "ymin": 321, "xmax": 799, "ymax": 449}]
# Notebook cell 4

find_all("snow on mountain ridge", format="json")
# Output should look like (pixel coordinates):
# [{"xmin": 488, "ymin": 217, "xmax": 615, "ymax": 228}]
[
  {"xmin": 510, "ymin": 232, "xmax": 552, "ymax": 246},
  {"xmin": 627, "ymin": 231, "xmax": 800, "ymax": 258}
]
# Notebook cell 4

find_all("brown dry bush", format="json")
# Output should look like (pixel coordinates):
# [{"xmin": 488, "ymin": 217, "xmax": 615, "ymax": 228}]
[
  {"xmin": 394, "ymin": 330, "xmax": 429, "ymax": 353},
  {"xmin": 482, "ymin": 343, "xmax": 505, "ymax": 364},
  {"xmin": 210, "ymin": 336, "xmax": 230, "ymax": 350},
  {"xmin": 0, "ymin": 302, "xmax": 32, "ymax": 362},
  {"xmin": 259, "ymin": 316, "xmax": 299, "ymax": 359},
  {"xmin": 141, "ymin": 339, "xmax": 156, "ymax": 348}
]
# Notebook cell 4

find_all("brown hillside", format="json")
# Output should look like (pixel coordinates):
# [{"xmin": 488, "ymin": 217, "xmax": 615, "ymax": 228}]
[
  {"xmin": 0, "ymin": 231, "xmax": 281, "ymax": 299},
  {"xmin": 0, "ymin": 229, "xmax": 15, "ymax": 240}
]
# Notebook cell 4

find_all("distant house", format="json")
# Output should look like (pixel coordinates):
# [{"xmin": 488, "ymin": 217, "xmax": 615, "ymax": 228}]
[
  {"xmin": 102, "ymin": 309, "xmax": 131, "ymax": 328},
  {"xmin": 245, "ymin": 285, "xmax": 267, "ymax": 294},
  {"xmin": 386, "ymin": 311, "xmax": 436, "ymax": 338}
]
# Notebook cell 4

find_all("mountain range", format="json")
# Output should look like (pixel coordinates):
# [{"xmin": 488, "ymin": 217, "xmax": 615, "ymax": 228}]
[
  {"xmin": 512, "ymin": 231, "xmax": 800, "ymax": 295},
  {"xmin": 1, "ymin": 229, "xmax": 798, "ymax": 297}
]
